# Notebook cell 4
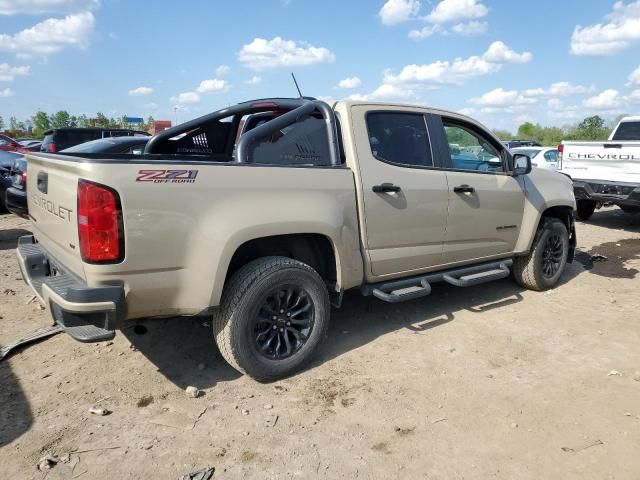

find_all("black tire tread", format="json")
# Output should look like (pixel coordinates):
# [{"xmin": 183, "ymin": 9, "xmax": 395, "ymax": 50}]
[
  {"xmin": 513, "ymin": 217, "xmax": 566, "ymax": 291},
  {"xmin": 213, "ymin": 256, "xmax": 323, "ymax": 377}
]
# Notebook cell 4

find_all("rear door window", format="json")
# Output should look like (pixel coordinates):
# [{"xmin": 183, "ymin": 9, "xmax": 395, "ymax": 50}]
[{"xmin": 365, "ymin": 112, "xmax": 433, "ymax": 167}]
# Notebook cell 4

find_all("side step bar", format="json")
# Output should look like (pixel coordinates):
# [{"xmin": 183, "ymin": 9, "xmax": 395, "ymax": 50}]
[{"xmin": 361, "ymin": 260, "xmax": 513, "ymax": 303}]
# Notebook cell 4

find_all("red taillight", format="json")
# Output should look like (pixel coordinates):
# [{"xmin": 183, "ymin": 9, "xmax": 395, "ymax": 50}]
[
  {"xmin": 557, "ymin": 144, "xmax": 564, "ymax": 153},
  {"xmin": 77, "ymin": 180, "xmax": 123, "ymax": 263},
  {"xmin": 48, "ymin": 143, "xmax": 56, "ymax": 152}
]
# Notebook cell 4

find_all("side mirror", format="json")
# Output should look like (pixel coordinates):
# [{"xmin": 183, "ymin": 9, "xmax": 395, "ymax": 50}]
[{"xmin": 513, "ymin": 153, "xmax": 532, "ymax": 175}]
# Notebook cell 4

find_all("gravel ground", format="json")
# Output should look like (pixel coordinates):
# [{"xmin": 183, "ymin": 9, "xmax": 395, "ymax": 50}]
[{"xmin": 1, "ymin": 208, "xmax": 639, "ymax": 479}]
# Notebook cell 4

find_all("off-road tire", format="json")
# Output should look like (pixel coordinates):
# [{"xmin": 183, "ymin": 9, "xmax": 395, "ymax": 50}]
[
  {"xmin": 513, "ymin": 217, "xmax": 569, "ymax": 291},
  {"xmin": 576, "ymin": 199, "xmax": 596, "ymax": 221},
  {"xmin": 213, "ymin": 256, "xmax": 330, "ymax": 381}
]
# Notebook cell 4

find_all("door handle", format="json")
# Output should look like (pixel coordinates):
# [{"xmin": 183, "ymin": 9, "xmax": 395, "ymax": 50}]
[
  {"xmin": 453, "ymin": 184, "xmax": 475, "ymax": 194},
  {"xmin": 372, "ymin": 183, "xmax": 402, "ymax": 193}
]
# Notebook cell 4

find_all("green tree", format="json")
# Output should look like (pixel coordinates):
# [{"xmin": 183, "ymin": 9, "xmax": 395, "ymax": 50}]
[
  {"xmin": 491, "ymin": 129, "xmax": 512, "ymax": 141},
  {"xmin": 31, "ymin": 111, "xmax": 51, "ymax": 137},
  {"xmin": 50, "ymin": 110, "xmax": 72, "ymax": 129},
  {"xmin": 517, "ymin": 122, "xmax": 539, "ymax": 140},
  {"xmin": 572, "ymin": 115, "xmax": 611, "ymax": 140},
  {"xmin": 94, "ymin": 112, "xmax": 110, "ymax": 127},
  {"xmin": 76, "ymin": 114, "xmax": 89, "ymax": 128}
]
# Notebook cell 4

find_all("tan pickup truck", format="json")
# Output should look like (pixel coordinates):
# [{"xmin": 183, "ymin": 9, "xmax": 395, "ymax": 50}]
[{"xmin": 17, "ymin": 98, "xmax": 576, "ymax": 380}]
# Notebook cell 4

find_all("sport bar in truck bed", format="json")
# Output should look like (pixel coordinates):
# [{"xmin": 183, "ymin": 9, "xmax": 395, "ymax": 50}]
[{"xmin": 144, "ymin": 97, "xmax": 342, "ymax": 166}]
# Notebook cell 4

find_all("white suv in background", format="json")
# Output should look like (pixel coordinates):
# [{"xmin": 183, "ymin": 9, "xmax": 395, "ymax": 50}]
[{"xmin": 511, "ymin": 147, "xmax": 559, "ymax": 170}]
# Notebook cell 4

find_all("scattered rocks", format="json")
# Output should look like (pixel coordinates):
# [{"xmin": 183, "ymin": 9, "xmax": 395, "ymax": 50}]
[
  {"xmin": 137, "ymin": 395, "xmax": 154, "ymax": 408},
  {"xmin": 242, "ymin": 409, "xmax": 250, "ymax": 415},
  {"xmin": 3, "ymin": 288, "xmax": 16, "ymax": 296},
  {"xmin": 511, "ymin": 422, "xmax": 519, "ymax": 429},
  {"xmin": 633, "ymin": 372, "xmax": 640, "ymax": 382},
  {"xmin": 264, "ymin": 414, "xmax": 279, "ymax": 428},
  {"xmin": 591, "ymin": 254, "xmax": 608, "ymax": 262},
  {"xmin": 263, "ymin": 403, "xmax": 273, "ymax": 410},
  {"xmin": 36, "ymin": 454, "xmax": 58, "ymax": 470},
  {"xmin": 179, "ymin": 466, "xmax": 215, "ymax": 480},
  {"xmin": 185, "ymin": 386, "xmax": 202, "ymax": 398},
  {"xmin": 89, "ymin": 407, "xmax": 111, "ymax": 416},
  {"xmin": 608, "ymin": 370, "xmax": 622, "ymax": 377}
]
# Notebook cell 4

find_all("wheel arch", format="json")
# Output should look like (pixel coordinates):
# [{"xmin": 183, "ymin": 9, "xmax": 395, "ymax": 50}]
[{"xmin": 210, "ymin": 232, "xmax": 344, "ymax": 307}]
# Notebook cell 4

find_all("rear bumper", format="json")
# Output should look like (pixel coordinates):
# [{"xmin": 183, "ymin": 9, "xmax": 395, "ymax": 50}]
[
  {"xmin": 572, "ymin": 179, "xmax": 640, "ymax": 207},
  {"xmin": 16, "ymin": 235, "xmax": 125, "ymax": 342},
  {"xmin": 5, "ymin": 186, "xmax": 28, "ymax": 217}
]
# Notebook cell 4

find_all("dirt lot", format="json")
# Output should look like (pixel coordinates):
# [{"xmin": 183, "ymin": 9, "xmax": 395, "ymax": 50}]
[{"xmin": 1, "ymin": 209, "xmax": 639, "ymax": 479}]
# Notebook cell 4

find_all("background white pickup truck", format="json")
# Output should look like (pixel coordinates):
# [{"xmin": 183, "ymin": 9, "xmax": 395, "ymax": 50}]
[{"xmin": 560, "ymin": 117, "xmax": 640, "ymax": 220}]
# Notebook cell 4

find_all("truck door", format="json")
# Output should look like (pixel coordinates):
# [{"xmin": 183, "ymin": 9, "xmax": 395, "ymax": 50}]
[
  {"xmin": 350, "ymin": 106, "xmax": 449, "ymax": 278},
  {"xmin": 433, "ymin": 114, "xmax": 526, "ymax": 264}
]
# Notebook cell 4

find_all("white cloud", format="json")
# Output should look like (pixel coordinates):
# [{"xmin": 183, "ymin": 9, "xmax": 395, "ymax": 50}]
[
  {"xmin": 628, "ymin": 89, "xmax": 640, "ymax": 102},
  {"xmin": 483, "ymin": 41, "xmax": 532, "ymax": 63},
  {"xmin": 547, "ymin": 98, "xmax": 563, "ymax": 110},
  {"xmin": 378, "ymin": 0, "xmax": 421, "ymax": 25},
  {"xmin": 0, "ymin": 63, "xmax": 30, "ymax": 82},
  {"xmin": 215, "ymin": 65, "xmax": 230, "ymax": 76},
  {"xmin": 470, "ymin": 88, "xmax": 536, "ymax": 106},
  {"xmin": 171, "ymin": 91, "xmax": 201, "ymax": 104},
  {"xmin": 144, "ymin": 102, "xmax": 158, "ymax": 109},
  {"xmin": 627, "ymin": 65, "xmax": 640, "ymax": 87},
  {"xmin": 337, "ymin": 76, "xmax": 362, "ymax": 89},
  {"xmin": 245, "ymin": 75, "xmax": 262, "ymax": 85},
  {"xmin": 128, "ymin": 86, "xmax": 154, "ymax": 96},
  {"xmin": 451, "ymin": 20, "xmax": 487, "ymax": 35},
  {"xmin": 0, "ymin": 11, "xmax": 95, "ymax": 57},
  {"xmin": 238, "ymin": 37, "xmax": 335, "ymax": 70},
  {"xmin": 0, "ymin": 0, "xmax": 99, "ymax": 15},
  {"xmin": 571, "ymin": 1, "xmax": 640, "ymax": 56},
  {"xmin": 425, "ymin": 0, "xmax": 488, "ymax": 24},
  {"xmin": 0, "ymin": 87, "xmax": 14, "ymax": 97},
  {"xmin": 356, "ymin": 42, "xmax": 530, "ymax": 102},
  {"xmin": 583, "ymin": 89, "xmax": 623, "ymax": 110},
  {"xmin": 196, "ymin": 78, "xmax": 229, "ymax": 93},
  {"xmin": 408, "ymin": 24, "xmax": 444, "ymax": 39},
  {"xmin": 522, "ymin": 81, "xmax": 596, "ymax": 97},
  {"xmin": 458, "ymin": 107, "xmax": 475, "ymax": 116}
]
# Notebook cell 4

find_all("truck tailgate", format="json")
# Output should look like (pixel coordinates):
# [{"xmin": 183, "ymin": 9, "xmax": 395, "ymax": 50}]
[
  {"xmin": 562, "ymin": 141, "xmax": 640, "ymax": 183},
  {"xmin": 26, "ymin": 153, "xmax": 87, "ymax": 279}
]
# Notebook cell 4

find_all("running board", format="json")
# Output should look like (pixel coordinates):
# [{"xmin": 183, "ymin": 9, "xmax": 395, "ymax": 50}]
[{"xmin": 362, "ymin": 260, "xmax": 513, "ymax": 303}]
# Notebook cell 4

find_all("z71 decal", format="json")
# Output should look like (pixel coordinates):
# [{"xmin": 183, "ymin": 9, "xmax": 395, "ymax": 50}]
[{"xmin": 136, "ymin": 169, "xmax": 199, "ymax": 184}]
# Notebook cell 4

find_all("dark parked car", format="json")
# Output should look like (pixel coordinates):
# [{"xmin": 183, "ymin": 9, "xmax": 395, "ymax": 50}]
[
  {"xmin": 503, "ymin": 140, "xmax": 542, "ymax": 149},
  {"xmin": 5, "ymin": 136, "xmax": 150, "ymax": 217},
  {"xmin": 41, "ymin": 127, "xmax": 150, "ymax": 152},
  {"xmin": 0, "ymin": 151, "xmax": 21, "ymax": 211}
]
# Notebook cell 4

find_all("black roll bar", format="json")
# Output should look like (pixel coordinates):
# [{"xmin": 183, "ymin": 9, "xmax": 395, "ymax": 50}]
[{"xmin": 144, "ymin": 98, "xmax": 341, "ymax": 166}]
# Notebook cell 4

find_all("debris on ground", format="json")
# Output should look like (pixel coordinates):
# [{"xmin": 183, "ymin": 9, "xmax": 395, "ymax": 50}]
[
  {"xmin": 150, "ymin": 404, "xmax": 207, "ymax": 430},
  {"xmin": 242, "ymin": 409, "xmax": 250, "ymax": 415},
  {"xmin": 178, "ymin": 466, "xmax": 215, "ymax": 480},
  {"xmin": 591, "ymin": 254, "xmax": 608, "ymax": 262},
  {"xmin": 89, "ymin": 407, "xmax": 111, "ymax": 416},
  {"xmin": 185, "ymin": 386, "xmax": 202, "ymax": 398},
  {"xmin": 608, "ymin": 370, "xmax": 622, "ymax": 376},
  {"xmin": 137, "ymin": 395, "xmax": 154, "ymax": 407},
  {"xmin": 25, "ymin": 295, "xmax": 37, "ymax": 305},
  {"xmin": 0, "ymin": 324, "xmax": 63, "ymax": 361},
  {"xmin": 561, "ymin": 439, "xmax": 604, "ymax": 453},
  {"xmin": 36, "ymin": 454, "xmax": 59, "ymax": 470},
  {"xmin": 3, "ymin": 288, "xmax": 16, "ymax": 295},
  {"xmin": 265, "ymin": 414, "xmax": 279, "ymax": 428},
  {"xmin": 633, "ymin": 372, "xmax": 640, "ymax": 382},
  {"xmin": 431, "ymin": 417, "xmax": 447, "ymax": 424},
  {"xmin": 263, "ymin": 403, "xmax": 273, "ymax": 410}
]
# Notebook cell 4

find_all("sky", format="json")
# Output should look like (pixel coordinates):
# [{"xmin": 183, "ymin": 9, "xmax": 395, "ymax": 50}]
[{"xmin": 1, "ymin": 0, "xmax": 640, "ymax": 132}]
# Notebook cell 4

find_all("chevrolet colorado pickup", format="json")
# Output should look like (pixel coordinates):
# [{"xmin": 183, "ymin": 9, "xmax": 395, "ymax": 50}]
[
  {"xmin": 560, "ymin": 116, "xmax": 640, "ymax": 220},
  {"xmin": 17, "ymin": 98, "xmax": 576, "ymax": 380}
]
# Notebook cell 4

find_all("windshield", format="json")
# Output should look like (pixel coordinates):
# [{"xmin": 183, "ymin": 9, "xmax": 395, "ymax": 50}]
[{"xmin": 61, "ymin": 138, "xmax": 120, "ymax": 153}]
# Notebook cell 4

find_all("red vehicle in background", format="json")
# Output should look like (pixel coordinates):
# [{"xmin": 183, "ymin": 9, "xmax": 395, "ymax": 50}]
[{"xmin": 0, "ymin": 134, "xmax": 30, "ymax": 153}]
